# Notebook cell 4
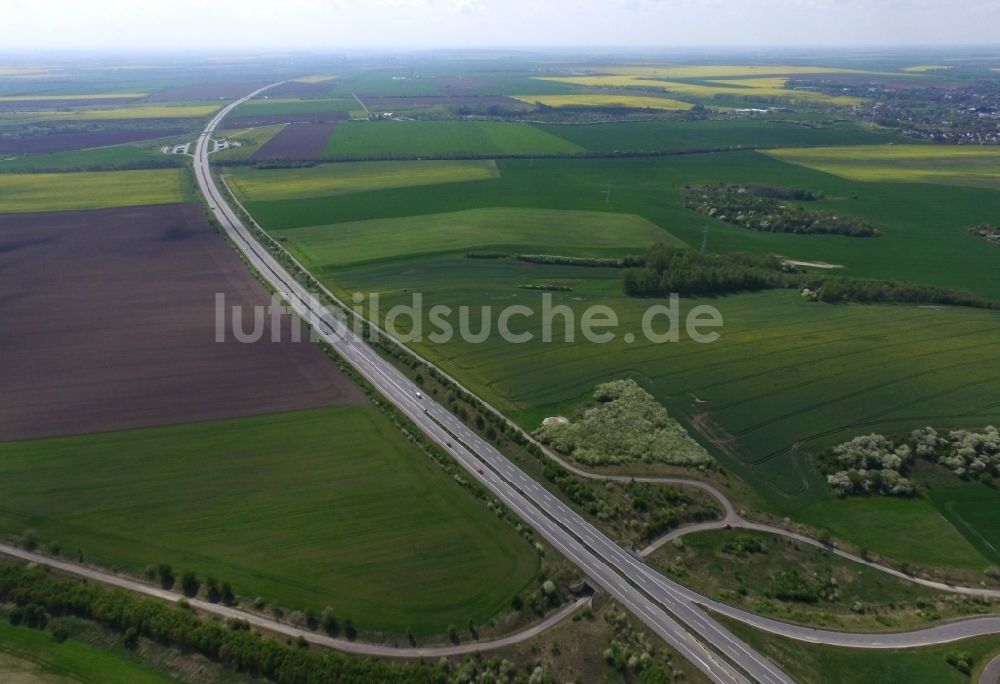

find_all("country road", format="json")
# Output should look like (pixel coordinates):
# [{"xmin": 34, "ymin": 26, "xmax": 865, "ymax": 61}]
[
  {"xmin": 0, "ymin": 543, "xmax": 589, "ymax": 657},
  {"xmin": 981, "ymin": 654, "xmax": 1000, "ymax": 684}
]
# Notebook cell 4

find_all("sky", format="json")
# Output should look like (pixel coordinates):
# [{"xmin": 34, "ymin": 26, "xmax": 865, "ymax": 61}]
[{"xmin": 1, "ymin": 0, "xmax": 999, "ymax": 51}]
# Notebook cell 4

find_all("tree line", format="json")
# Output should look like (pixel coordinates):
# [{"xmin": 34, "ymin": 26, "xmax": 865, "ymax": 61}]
[
  {"xmin": 683, "ymin": 183, "xmax": 878, "ymax": 237},
  {"xmin": 0, "ymin": 563, "xmax": 448, "ymax": 684},
  {"xmin": 623, "ymin": 244, "xmax": 792, "ymax": 297},
  {"xmin": 623, "ymin": 243, "xmax": 1000, "ymax": 310}
]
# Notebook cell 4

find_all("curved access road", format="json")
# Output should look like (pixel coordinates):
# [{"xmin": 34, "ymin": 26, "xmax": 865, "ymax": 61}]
[
  {"xmin": 542, "ymin": 437, "xmax": 1000, "ymax": 604},
  {"xmin": 641, "ymin": 519, "xmax": 1000, "ymax": 600},
  {"xmin": 981, "ymin": 654, "xmax": 1000, "ymax": 684},
  {"xmin": 0, "ymin": 542, "xmax": 589, "ymax": 657}
]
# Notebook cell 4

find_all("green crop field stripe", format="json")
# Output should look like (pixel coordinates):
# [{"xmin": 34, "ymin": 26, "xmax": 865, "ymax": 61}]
[
  {"xmin": 322, "ymin": 120, "xmax": 583, "ymax": 159},
  {"xmin": 0, "ymin": 142, "xmax": 185, "ymax": 173},
  {"xmin": 0, "ymin": 169, "xmax": 189, "ymax": 212},
  {"xmin": 226, "ymin": 159, "xmax": 501, "ymax": 202},
  {"xmin": 765, "ymin": 144, "xmax": 1000, "ymax": 189},
  {"xmin": 273, "ymin": 206, "xmax": 678, "ymax": 267},
  {"xmin": 231, "ymin": 98, "xmax": 358, "ymax": 116}
]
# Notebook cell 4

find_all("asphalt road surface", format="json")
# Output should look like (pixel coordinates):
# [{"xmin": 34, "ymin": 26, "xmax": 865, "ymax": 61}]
[{"xmin": 981, "ymin": 654, "xmax": 1000, "ymax": 684}]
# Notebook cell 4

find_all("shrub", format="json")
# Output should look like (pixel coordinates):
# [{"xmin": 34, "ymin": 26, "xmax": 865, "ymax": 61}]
[
  {"xmin": 21, "ymin": 530, "xmax": 39, "ymax": 552},
  {"xmin": 321, "ymin": 607, "xmax": 339, "ymax": 636},
  {"xmin": 945, "ymin": 650, "xmax": 974, "ymax": 674},
  {"xmin": 205, "ymin": 576, "xmax": 221, "ymax": 603},
  {"xmin": 51, "ymin": 623, "xmax": 70, "ymax": 643},
  {"xmin": 722, "ymin": 534, "xmax": 767, "ymax": 556},
  {"xmin": 683, "ymin": 183, "xmax": 877, "ymax": 237},
  {"xmin": 825, "ymin": 426, "xmax": 1000, "ymax": 496},
  {"xmin": 180, "ymin": 571, "xmax": 199, "ymax": 598},
  {"xmin": 535, "ymin": 379, "xmax": 712, "ymax": 467},
  {"xmin": 156, "ymin": 564, "xmax": 174, "ymax": 590},
  {"xmin": 767, "ymin": 570, "xmax": 820, "ymax": 603},
  {"xmin": 824, "ymin": 434, "xmax": 915, "ymax": 497},
  {"xmin": 624, "ymin": 243, "xmax": 789, "ymax": 298}
]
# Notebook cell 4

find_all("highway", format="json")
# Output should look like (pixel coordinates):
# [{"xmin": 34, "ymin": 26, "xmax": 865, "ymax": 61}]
[
  {"xmin": 194, "ymin": 85, "xmax": 1000, "ymax": 681},
  {"xmin": 195, "ymin": 83, "xmax": 788, "ymax": 684}
]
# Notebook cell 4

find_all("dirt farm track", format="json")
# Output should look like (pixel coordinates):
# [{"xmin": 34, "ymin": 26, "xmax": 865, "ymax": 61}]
[{"xmin": 0, "ymin": 202, "xmax": 364, "ymax": 442}]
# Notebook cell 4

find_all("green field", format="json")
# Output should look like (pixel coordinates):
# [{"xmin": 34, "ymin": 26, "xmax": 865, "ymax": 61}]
[
  {"xmin": 917, "ymin": 463, "xmax": 1000, "ymax": 565},
  {"xmin": 0, "ymin": 621, "xmax": 181, "ymax": 684},
  {"xmin": 724, "ymin": 618, "xmax": 1000, "ymax": 684},
  {"xmin": 0, "ymin": 93, "xmax": 147, "ymax": 101},
  {"xmin": 767, "ymin": 144, "xmax": 1000, "ymax": 189},
  {"xmin": 213, "ymin": 124, "xmax": 285, "ymax": 160},
  {"xmin": 231, "ymin": 97, "xmax": 359, "ymax": 117},
  {"xmin": 0, "ymin": 169, "xmax": 189, "ymax": 212},
  {"xmin": 322, "ymin": 120, "xmax": 583, "ymax": 159},
  {"xmin": 248, "ymin": 154, "xmax": 1000, "ymax": 299},
  {"xmin": 243, "ymin": 149, "xmax": 1000, "ymax": 568},
  {"xmin": 534, "ymin": 74, "xmax": 864, "ymax": 106},
  {"xmin": 4, "ymin": 104, "xmax": 221, "ymax": 121},
  {"xmin": 274, "ymin": 207, "xmax": 677, "ymax": 268},
  {"xmin": 226, "ymin": 159, "xmax": 500, "ymax": 201},
  {"xmin": 536, "ymin": 119, "xmax": 902, "ymax": 153},
  {"xmin": 323, "ymin": 259, "xmax": 1000, "ymax": 517},
  {"xmin": 513, "ymin": 94, "xmax": 692, "ymax": 110},
  {"xmin": 0, "ymin": 406, "xmax": 538, "ymax": 635},
  {"xmin": 796, "ymin": 495, "xmax": 989, "ymax": 571},
  {"xmin": 0, "ymin": 143, "xmax": 183, "ymax": 172}
]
